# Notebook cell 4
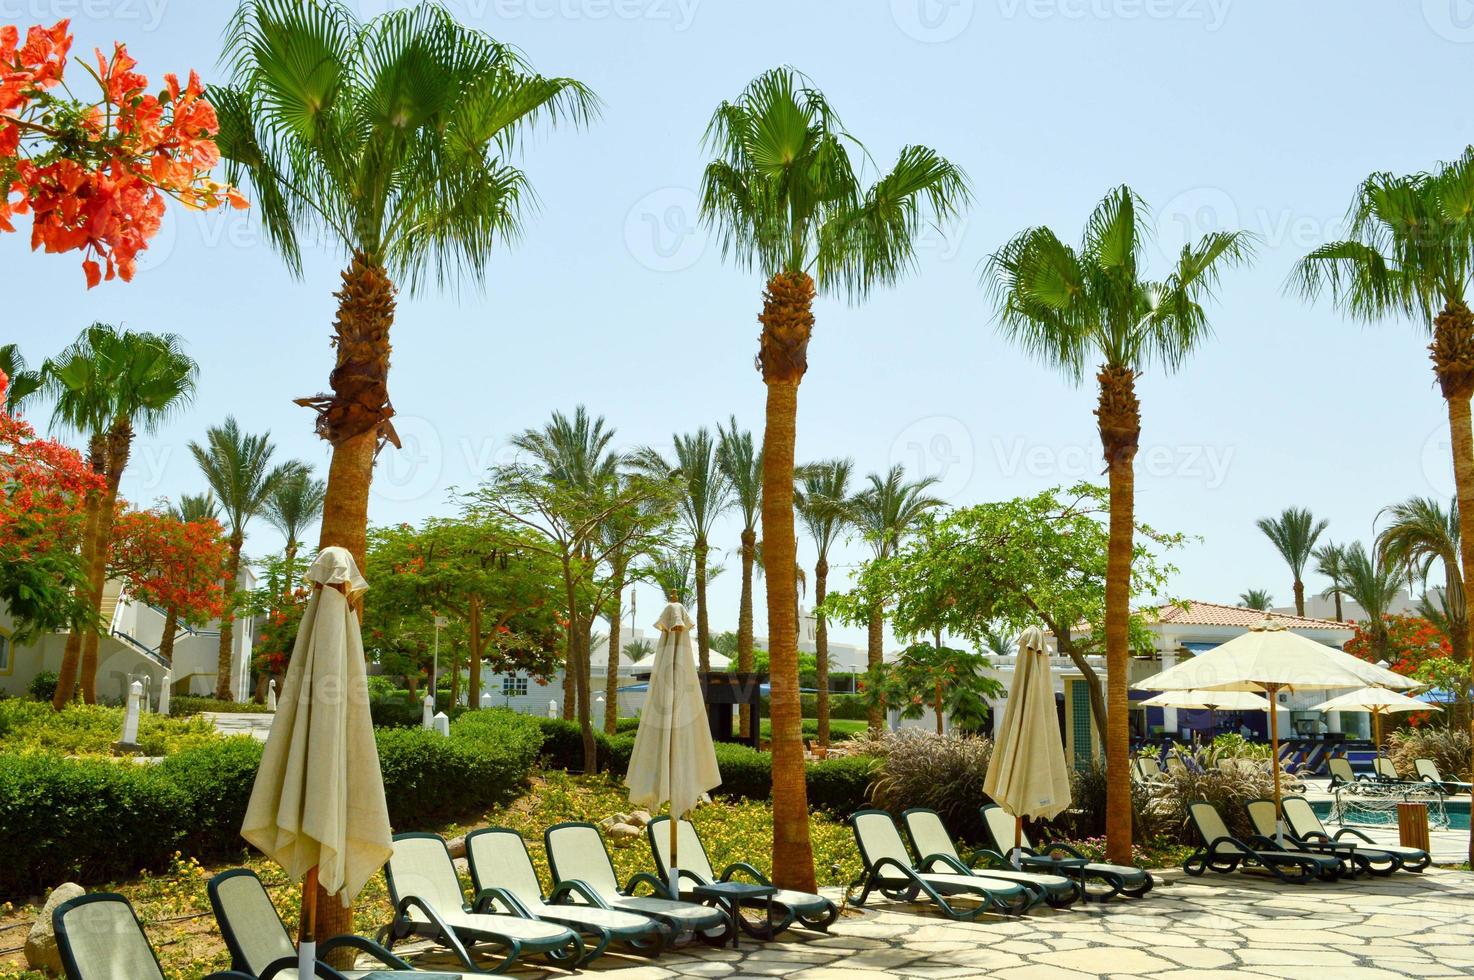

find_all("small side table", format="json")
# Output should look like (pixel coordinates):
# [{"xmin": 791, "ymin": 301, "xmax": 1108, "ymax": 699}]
[{"xmin": 691, "ymin": 881, "xmax": 777, "ymax": 950}]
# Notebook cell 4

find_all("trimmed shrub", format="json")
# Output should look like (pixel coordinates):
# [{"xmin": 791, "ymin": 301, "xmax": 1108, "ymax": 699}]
[
  {"xmin": 0, "ymin": 753, "xmax": 187, "ymax": 897},
  {"xmin": 376, "ymin": 709, "xmax": 542, "ymax": 825},
  {"xmin": 0, "ymin": 700, "xmax": 217, "ymax": 756},
  {"xmin": 712, "ymin": 743, "xmax": 772, "ymax": 800},
  {"xmin": 806, "ymin": 755, "xmax": 877, "ymax": 815},
  {"xmin": 170, "ymin": 696, "xmax": 274, "ymax": 716},
  {"xmin": 27, "ymin": 670, "xmax": 58, "ymax": 703},
  {"xmin": 155, "ymin": 736, "xmax": 265, "ymax": 858},
  {"xmin": 603, "ymin": 733, "xmax": 636, "ymax": 775},
  {"xmin": 536, "ymin": 717, "xmax": 594, "ymax": 771}
]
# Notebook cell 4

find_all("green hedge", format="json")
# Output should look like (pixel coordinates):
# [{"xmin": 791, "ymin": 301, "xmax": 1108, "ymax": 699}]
[
  {"xmin": 169, "ymin": 696, "xmax": 274, "ymax": 716},
  {"xmin": 0, "ymin": 709, "xmax": 545, "ymax": 899},
  {"xmin": 805, "ymin": 755, "xmax": 879, "ymax": 814},
  {"xmin": 760, "ymin": 694, "xmax": 869, "ymax": 721}
]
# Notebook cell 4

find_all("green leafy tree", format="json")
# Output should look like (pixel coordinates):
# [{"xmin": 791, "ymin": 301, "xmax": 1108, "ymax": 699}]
[
  {"xmin": 214, "ymin": 0, "xmax": 597, "ymax": 579},
  {"xmin": 795, "ymin": 458, "xmax": 854, "ymax": 747},
  {"xmin": 893, "ymin": 642, "xmax": 1004, "ymax": 734},
  {"xmin": 984, "ymin": 185, "xmax": 1253, "ymax": 864},
  {"xmin": 1255, "ymin": 507, "xmax": 1326, "ymax": 616}
]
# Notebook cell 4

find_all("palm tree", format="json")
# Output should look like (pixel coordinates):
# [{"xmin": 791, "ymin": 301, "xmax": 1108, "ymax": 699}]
[
  {"xmin": 44, "ymin": 324, "xmax": 197, "ymax": 707},
  {"xmin": 264, "ymin": 467, "xmax": 326, "ymax": 583},
  {"xmin": 647, "ymin": 546, "xmax": 694, "ymax": 605},
  {"xmin": 1339, "ymin": 541, "xmax": 1407, "ymax": 664},
  {"xmin": 1290, "ymin": 148, "xmax": 1474, "ymax": 672},
  {"xmin": 214, "ymin": 0, "xmax": 597, "ymax": 572},
  {"xmin": 190, "ymin": 418, "xmax": 298, "ymax": 702},
  {"xmin": 623, "ymin": 638, "xmax": 654, "ymax": 663},
  {"xmin": 0, "ymin": 344, "xmax": 41, "ymax": 412},
  {"xmin": 851, "ymin": 465, "xmax": 943, "ymax": 730},
  {"xmin": 794, "ymin": 458, "xmax": 854, "ymax": 747},
  {"xmin": 635, "ymin": 429, "xmax": 732, "ymax": 672},
  {"xmin": 1239, "ymin": 589, "xmax": 1274, "ymax": 611},
  {"xmin": 717, "ymin": 418, "xmax": 762, "ymax": 737},
  {"xmin": 1379, "ymin": 496, "xmax": 1467, "ymax": 668},
  {"xmin": 1256, "ymin": 508, "xmax": 1327, "ymax": 616},
  {"xmin": 1313, "ymin": 542, "xmax": 1349, "ymax": 621},
  {"xmin": 158, "ymin": 493, "xmax": 221, "ymax": 667},
  {"xmin": 985, "ymin": 185, "xmax": 1255, "ymax": 865}
]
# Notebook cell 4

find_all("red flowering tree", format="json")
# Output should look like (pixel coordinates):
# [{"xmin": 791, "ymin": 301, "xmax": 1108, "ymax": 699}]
[
  {"xmin": 0, "ymin": 19, "xmax": 245, "ymax": 287},
  {"xmin": 108, "ymin": 507, "xmax": 230, "ymax": 664},
  {"xmin": 1346, "ymin": 614, "xmax": 1451, "ymax": 677},
  {"xmin": 0, "ymin": 369, "xmax": 103, "ymax": 639}
]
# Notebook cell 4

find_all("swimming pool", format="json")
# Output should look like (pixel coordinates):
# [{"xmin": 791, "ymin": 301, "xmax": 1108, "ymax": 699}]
[{"xmin": 1311, "ymin": 798, "xmax": 1469, "ymax": 831}]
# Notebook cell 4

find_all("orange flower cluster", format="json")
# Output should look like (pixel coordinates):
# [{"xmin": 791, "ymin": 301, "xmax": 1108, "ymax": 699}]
[
  {"xmin": 0, "ymin": 369, "xmax": 103, "ymax": 555},
  {"xmin": 108, "ymin": 507, "xmax": 231, "ymax": 624},
  {"xmin": 0, "ymin": 20, "xmax": 246, "ymax": 287}
]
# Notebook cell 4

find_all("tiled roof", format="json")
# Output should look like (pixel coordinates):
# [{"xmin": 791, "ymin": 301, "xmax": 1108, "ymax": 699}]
[{"xmin": 1146, "ymin": 600, "xmax": 1351, "ymax": 631}]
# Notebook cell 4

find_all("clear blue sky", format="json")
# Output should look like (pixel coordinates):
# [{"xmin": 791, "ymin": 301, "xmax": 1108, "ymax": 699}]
[{"xmin": 7, "ymin": 0, "xmax": 1471, "ymax": 648}]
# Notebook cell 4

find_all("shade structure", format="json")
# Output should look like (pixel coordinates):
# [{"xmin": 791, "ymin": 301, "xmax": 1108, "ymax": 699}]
[
  {"xmin": 1138, "ymin": 689, "xmax": 1269, "ymax": 710},
  {"xmin": 1138, "ymin": 617, "xmax": 1415, "ymax": 839},
  {"xmin": 624, "ymin": 601, "xmax": 721, "ymax": 897},
  {"xmin": 982, "ymin": 627, "xmax": 1071, "ymax": 865},
  {"xmin": 1310, "ymin": 686, "xmax": 1440, "ymax": 756},
  {"xmin": 241, "ymin": 547, "xmax": 391, "ymax": 975}
]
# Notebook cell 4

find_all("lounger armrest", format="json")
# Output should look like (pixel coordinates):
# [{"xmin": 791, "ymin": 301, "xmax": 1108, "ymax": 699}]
[
  {"xmin": 1297, "ymin": 829, "xmax": 1333, "ymax": 844},
  {"xmin": 717, "ymin": 862, "xmax": 772, "ymax": 887},
  {"xmin": 258, "ymin": 956, "xmax": 351, "ymax": 980},
  {"xmin": 392, "ymin": 895, "xmax": 479, "ymax": 972},
  {"xmin": 1031, "ymin": 840, "xmax": 1087, "ymax": 861},
  {"xmin": 624, "ymin": 871, "xmax": 675, "ymax": 899},
  {"xmin": 867, "ymin": 856, "xmax": 921, "ymax": 884},
  {"xmin": 473, "ymin": 886, "xmax": 535, "ymax": 918},
  {"xmin": 1332, "ymin": 827, "xmax": 1377, "ymax": 845},
  {"xmin": 1246, "ymin": 833, "xmax": 1284, "ymax": 851},
  {"xmin": 919, "ymin": 852, "xmax": 972, "ymax": 875},
  {"xmin": 1205, "ymin": 835, "xmax": 1253, "ymax": 860},
  {"xmin": 548, "ymin": 878, "xmax": 613, "ymax": 910},
  {"xmin": 317, "ymin": 933, "xmax": 414, "ymax": 969},
  {"xmin": 964, "ymin": 848, "xmax": 1012, "ymax": 871}
]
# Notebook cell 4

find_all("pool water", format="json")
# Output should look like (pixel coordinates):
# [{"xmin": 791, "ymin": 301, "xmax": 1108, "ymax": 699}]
[{"xmin": 1311, "ymin": 798, "xmax": 1470, "ymax": 831}]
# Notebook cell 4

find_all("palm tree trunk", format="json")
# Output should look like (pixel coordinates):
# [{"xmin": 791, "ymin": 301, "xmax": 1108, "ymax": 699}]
[
  {"xmin": 738, "ymin": 528, "xmax": 756, "ymax": 738},
  {"xmin": 54, "ymin": 436, "xmax": 107, "ymax": 710},
  {"xmin": 604, "ymin": 568, "xmax": 624, "ymax": 735},
  {"xmin": 1332, "ymin": 592, "xmax": 1343, "ymax": 621},
  {"xmin": 1292, "ymin": 579, "xmax": 1305, "ymax": 617},
  {"xmin": 215, "ymin": 535, "xmax": 243, "ymax": 701},
  {"xmin": 865, "ymin": 605, "xmax": 884, "ymax": 731},
  {"xmin": 80, "ymin": 421, "xmax": 132, "ymax": 703},
  {"xmin": 1433, "ymin": 300, "xmax": 1474, "ymax": 755},
  {"xmin": 468, "ymin": 595, "xmax": 482, "ymax": 710},
  {"xmin": 758, "ymin": 270, "xmax": 816, "ymax": 893},
  {"xmin": 1097, "ymin": 364, "xmax": 1140, "ymax": 867},
  {"xmin": 694, "ymin": 535, "xmax": 712, "ymax": 674},
  {"xmin": 814, "ymin": 556, "xmax": 830, "ymax": 748}
]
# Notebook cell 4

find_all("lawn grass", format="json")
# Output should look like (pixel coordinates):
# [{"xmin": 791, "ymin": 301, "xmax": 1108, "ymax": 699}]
[{"xmin": 759, "ymin": 717, "xmax": 867, "ymax": 741}]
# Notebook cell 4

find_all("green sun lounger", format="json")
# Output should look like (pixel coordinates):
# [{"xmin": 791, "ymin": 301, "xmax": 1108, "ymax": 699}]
[
  {"xmin": 980, "ymin": 803, "xmax": 1154, "ymax": 901},
  {"xmin": 54, "ymin": 892, "xmax": 255, "ymax": 980},
  {"xmin": 1243, "ymin": 800, "xmax": 1373, "ymax": 877},
  {"xmin": 1281, "ymin": 795, "xmax": 1429, "ymax": 873},
  {"xmin": 1183, "ymin": 801, "xmax": 1341, "ymax": 883},
  {"xmin": 901, "ymin": 808, "xmax": 1080, "ymax": 908}
]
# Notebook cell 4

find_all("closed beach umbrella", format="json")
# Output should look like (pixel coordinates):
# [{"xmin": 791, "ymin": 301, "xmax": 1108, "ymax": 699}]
[
  {"xmin": 983, "ymin": 627, "xmax": 1071, "ymax": 866},
  {"xmin": 241, "ymin": 547, "xmax": 392, "ymax": 976},
  {"xmin": 1139, "ymin": 617, "xmax": 1415, "ymax": 839},
  {"xmin": 625, "ymin": 601, "xmax": 721, "ymax": 897},
  {"xmin": 1310, "ymin": 687, "xmax": 1440, "ymax": 757}
]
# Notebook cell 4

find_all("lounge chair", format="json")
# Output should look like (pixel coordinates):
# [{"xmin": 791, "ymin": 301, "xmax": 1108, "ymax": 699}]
[
  {"xmin": 1164, "ymin": 755, "xmax": 1190, "ymax": 777},
  {"xmin": 1372, "ymin": 757, "xmax": 1409, "ymax": 782},
  {"xmin": 900, "ymin": 808, "xmax": 1080, "ymax": 908},
  {"xmin": 1243, "ymin": 800, "xmax": 1372, "ymax": 877},
  {"xmin": 382, "ymin": 833, "xmax": 584, "ymax": 973},
  {"xmin": 847, "ymin": 809, "xmax": 1033, "ymax": 919},
  {"xmin": 980, "ymin": 804, "xmax": 1154, "ymax": 901},
  {"xmin": 645, "ymin": 815, "xmax": 838, "ymax": 936},
  {"xmin": 1182, "ymin": 801, "xmax": 1340, "ymax": 883},
  {"xmin": 53, "ymin": 892, "xmax": 254, "ymax": 980},
  {"xmin": 465, "ymin": 826, "xmax": 668, "ymax": 962},
  {"xmin": 1415, "ymin": 758, "xmax": 1472, "ymax": 794},
  {"xmin": 1133, "ymin": 757, "xmax": 1168, "ymax": 783},
  {"xmin": 1327, "ymin": 756, "xmax": 1367, "ymax": 789},
  {"xmin": 543, "ymin": 821, "xmax": 730, "ymax": 944},
  {"xmin": 208, "ymin": 868, "xmax": 481, "ymax": 979},
  {"xmin": 1281, "ymin": 795, "xmax": 1430, "ymax": 873}
]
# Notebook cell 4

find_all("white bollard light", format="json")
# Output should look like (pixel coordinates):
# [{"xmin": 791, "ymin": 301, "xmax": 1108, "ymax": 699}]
[
  {"xmin": 479, "ymin": 690, "xmax": 494, "ymax": 709},
  {"xmin": 432, "ymin": 711, "xmax": 450, "ymax": 737},
  {"xmin": 267, "ymin": 679, "xmax": 278, "ymax": 712},
  {"xmin": 423, "ymin": 694, "xmax": 435, "ymax": 729},
  {"xmin": 547, "ymin": 699, "xmax": 558, "ymax": 719},
  {"xmin": 157, "ymin": 672, "xmax": 171, "ymax": 716},
  {"xmin": 116, "ymin": 681, "xmax": 143, "ymax": 753}
]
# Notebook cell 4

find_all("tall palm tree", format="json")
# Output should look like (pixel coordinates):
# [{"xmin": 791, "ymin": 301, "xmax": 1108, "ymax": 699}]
[
  {"xmin": 0, "ymin": 344, "xmax": 41, "ymax": 412},
  {"xmin": 635, "ymin": 429, "xmax": 731, "ymax": 672},
  {"xmin": 44, "ymin": 324, "xmax": 197, "ymax": 707},
  {"xmin": 264, "ymin": 467, "xmax": 327, "ymax": 582},
  {"xmin": 700, "ymin": 67, "xmax": 968, "ymax": 892},
  {"xmin": 851, "ymin": 465, "xmax": 943, "ymax": 730},
  {"xmin": 794, "ymin": 458, "xmax": 854, "ymax": 747},
  {"xmin": 190, "ymin": 418, "xmax": 297, "ymax": 702},
  {"xmin": 717, "ymin": 418, "xmax": 762, "ymax": 737},
  {"xmin": 159, "ymin": 493, "xmax": 221, "ymax": 667},
  {"xmin": 1313, "ymin": 542, "xmax": 1349, "ymax": 621},
  {"xmin": 214, "ymin": 0, "xmax": 597, "ymax": 572},
  {"xmin": 1339, "ymin": 541, "xmax": 1407, "ymax": 664},
  {"xmin": 1290, "ymin": 148, "xmax": 1474, "ymax": 671},
  {"xmin": 1379, "ymin": 496, "xmax": 1467, "ymax": 666},
  {"xmin": 985, "ymin": 185, "xmax": 1255, "ymax": 865},
  {"xmin": 1239, "ymin": 589, "xmax": 1274, "ymax": 611},
  {"xmin": 1256, "ymin": 507, "xmax": 1327, "ymax": 617}
]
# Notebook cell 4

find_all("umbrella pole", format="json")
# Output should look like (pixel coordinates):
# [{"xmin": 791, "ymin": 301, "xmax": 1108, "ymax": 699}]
[
  {"xmin": 300, "ymin": 865, "xmax": 318, "ymax": 977},
  {"xmin": 1013, "ymin": 817, "xmax": 1023, "ymax": 870},
  {"xmin": 668, "ymin": 633, "xmax": 679, "ymax": 901},
  {"xmin": 1372, "ymin": 709, "xmax": 1382, "ymax": 758},
  {"xmin": 1267, "ymin": 684, "xmax": 1283, "ymax": 844}
]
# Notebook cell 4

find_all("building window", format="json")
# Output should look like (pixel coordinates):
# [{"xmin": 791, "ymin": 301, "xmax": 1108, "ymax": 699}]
[
  {"xmin": 502, "ymin": 675, "xmax": 529, "ymax": 697},
  {"xmin": 0, "ymin": 630, "xmax": 10, "ymax": 675}
]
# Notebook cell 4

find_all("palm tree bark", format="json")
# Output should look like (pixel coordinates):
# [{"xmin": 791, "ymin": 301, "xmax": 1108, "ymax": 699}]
[
  {"xmin": 758, "ymin": 270, "xmax": 817, "ymax": 893},
  {"xmin": 814, "ymin": 556, "xmax": 830, "ymax": 748},
  {"xmin": 694, "ymin": 535, "xmax": 712, "ymax": 673},
  {"xmin": 1097, "ymin": 364, "xmax": 1139, "ymax": 866},
  {"xmin": 738, "ymin": 528, "xmax": 756, "ymax": 738},
  {"xmin": 54, "ymin": 437, "xmax": 107, "ymax": 710},
  {"xmin": 80, "ymin": 420, "xmax": 133, "ymax": 703},
  {"xmin": 866, "ymin": 605, "xmax": 884, "ymax": 730},
  {"xmin": 604, "ymin": 564, "xmax": 625, "ymax": 735},
  {"xmin": 1433, "ymin": 300, "xmax": 1474, "ymax": 755},
  {"xmin": 1292, "ymin": 579, "xmax": 1305, "ymax": 617},
  {"xmin": 215, "ymin": 532, "xmax": 244, "ymax": 701}
]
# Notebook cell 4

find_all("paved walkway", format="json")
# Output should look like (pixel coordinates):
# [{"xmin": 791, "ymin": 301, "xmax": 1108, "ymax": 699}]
[
  {"xmin": 201, "ymin": 711, "xmax": 275, "ymax": 741},
  {"xmin": 388, "ymin": 868, "xmax": 1472, "ymax": 979}
]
